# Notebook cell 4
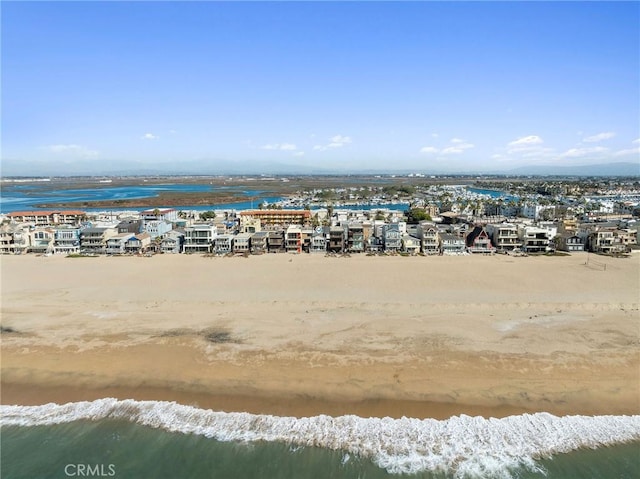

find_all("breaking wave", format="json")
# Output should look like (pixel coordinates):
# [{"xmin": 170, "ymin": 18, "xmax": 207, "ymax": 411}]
[{"xmin": 2, "ymin": 398, "xmax": 639, "ymax": 478}]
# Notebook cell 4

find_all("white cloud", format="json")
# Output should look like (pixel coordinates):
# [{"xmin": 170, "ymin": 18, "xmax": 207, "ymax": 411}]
[
  {"xmin": 559, "ymin": 146, "xmax": 608, "ymax": 158},
  {"xmin": 506, "ymin": 135, "xmax": 546, "ymax": 154},
  {"xmin": 169, "ymin": 129, "xmax": 177, "ymax": 134},
  {"xmin": 420, "ymin": 138, "xmax": 474, "ymax": 155},
  {"xmin": 141, "ymin": 133, "xmax": 159, "ymax": 140},
  {"xmin": 442, "ymin": 138, "xmax": 474, "ymax": 155},
  {"xmin": 431, "ymin": 133, "xmax": 439, "ymax": 139},
  {"xmin": 43, "ymin": 144, "xmax": 99, "ymax": 159},
  {"xmin": 419, "ymin": 146, "xmax": 439, "ymax": 154},
  {"xmin": 327, "ymin": 134, "xmax": 352, "ymax": 148},
  {"xmin": 632, "ymin": 138, "xmax": 640, "ymax": 144},
  {"xmin": 614, "ymin": 146, "xmax": 640, "ymax": 157},
  {"xmin": 314, "ymin": 134, "xmax": 352, "ymax": 151},
  {"xmin": 260, "ymin": 143, "xmax": 297, "ymax": 151},
  {"xmin": 293, "ymin": 151, "xmax": 305, "ymax": 157},
  {"xmin": 442, "ymin": 143, "xmax": 474, "ymax": 155},
  {"xmin": 583, "ymin": 131, "xmax": 616, "ymax": 143},
  {"xmin": 508, "ymin": 135, "xmax": 543, "ymax": 147}
]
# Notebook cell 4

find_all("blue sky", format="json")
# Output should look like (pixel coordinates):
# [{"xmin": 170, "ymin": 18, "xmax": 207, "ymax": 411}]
[{"xmin": 2, "ymin": 1, "xmax": 639, "ymax": 174}]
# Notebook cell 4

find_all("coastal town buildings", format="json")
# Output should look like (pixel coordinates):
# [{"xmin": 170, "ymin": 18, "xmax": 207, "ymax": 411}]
[
  {"xmin": 7, "ymin": 210, "xmax": 86, "ymax": 226},
  {"xmin": 2, "ymin": 182, "xmax": 638, "ymax": 257},
  {"xmin": 239, "ymin": 210, "xmax": 311, "ymax": 227},
  {"xmin": 140, "ymin": 208, "xmax": 178, "ymax": 222}
]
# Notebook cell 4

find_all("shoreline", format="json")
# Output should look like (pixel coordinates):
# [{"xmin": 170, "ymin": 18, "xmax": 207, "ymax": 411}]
[
  {"xmin": 0, "ymin": 382, "xmax": 535, "ymax": 420},
  {"xmin": 2, "ymin": 254, "xmax": 638, "ymax": 420}
]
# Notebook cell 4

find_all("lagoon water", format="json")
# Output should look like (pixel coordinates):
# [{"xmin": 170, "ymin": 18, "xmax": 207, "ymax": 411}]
[
  {"xmin": 0, "ymin": 183, "xmax": 284, "ymax": 213},
  {"xmin": 0, "ymin": 182, "xmax": 412, "ymax": 214},
  {"xmin": 1, "ymin": 399, "xmax": 639, "ymax": 479}
]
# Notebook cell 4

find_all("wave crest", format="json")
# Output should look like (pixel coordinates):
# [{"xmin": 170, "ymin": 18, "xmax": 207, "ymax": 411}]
[{"xmin": 2, "ymin": 399, "xmax": 639, "ymax": 477}]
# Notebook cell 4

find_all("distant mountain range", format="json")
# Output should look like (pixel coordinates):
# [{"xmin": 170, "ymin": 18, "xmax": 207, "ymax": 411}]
[
  {"xmin": 1, "ymin": 159, "xmax": 638, "ymax": 177},
  {"xmin": 504, "ymin": 162, "xmax": 640, "ymax": 177}
]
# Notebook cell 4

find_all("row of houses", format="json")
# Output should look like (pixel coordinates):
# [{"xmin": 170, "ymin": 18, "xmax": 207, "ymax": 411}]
[{"xmin": 1, "ymin": 208, "xmax": 637, "ymax": 256}]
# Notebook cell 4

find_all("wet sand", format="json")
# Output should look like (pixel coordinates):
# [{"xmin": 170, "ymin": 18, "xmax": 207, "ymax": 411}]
[{"xmin": 1, "ymin": 253, "xmax": 638, "ymax": 418}]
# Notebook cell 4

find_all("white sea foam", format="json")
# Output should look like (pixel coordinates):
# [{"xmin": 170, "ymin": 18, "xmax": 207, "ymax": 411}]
[{"xmin": 2, "ymin": 399, "xmax": 639, "ymax": 478}]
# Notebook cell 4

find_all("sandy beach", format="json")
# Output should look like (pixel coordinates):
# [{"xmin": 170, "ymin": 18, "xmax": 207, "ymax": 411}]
[{"xmin": 1, "ymin": 253, "xmax": 638, "ymax": 419}]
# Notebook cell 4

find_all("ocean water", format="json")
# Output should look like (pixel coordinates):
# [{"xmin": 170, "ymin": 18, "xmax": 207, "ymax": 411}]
[{"xmin": 1, "ymin": 399, "xmax": 639, "ymax": 479}]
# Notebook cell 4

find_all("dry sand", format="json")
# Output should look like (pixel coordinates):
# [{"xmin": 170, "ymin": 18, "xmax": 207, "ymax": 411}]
[{"xmin": 1, "ymin": 253, "xmax": 638, "ymax": 419}]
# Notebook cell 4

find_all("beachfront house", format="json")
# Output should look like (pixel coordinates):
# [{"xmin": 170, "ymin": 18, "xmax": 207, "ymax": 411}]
[
  {"xmin": 0, "ymin": 224, "xmax": 20, "ymax": 254},
  {"xmin": 214, "ymin": 234, "xmax": 234, "ymax": 255},
  {"xmin": 28, "ymin": 228, "xmax": 55, "ymax": 254},
  {"xmin": 232, "ymin": 233, "xmax": 252, "ymax": 254},
  {"xmin": 125, "ymin": 233, "xmax": 151, "ymax": 254},
  {"xmin": 383, "ymin": 224, "xmax": 402, "ymax": 252},
  {"xmin": 586, "ymin": 228, "xmax": 632, "ymax": 254},
  {"xmin": 346, "ymin": 222, "xmax": 365, "ymax": 253},
  {"xmin": 327, "ymin": 226, "xmax": 346, "ymax": 253},
  {"xmin": 105, "ymin": 232, "xmax": 136, "ymax": 255},
  {"xmin": 183, "ymin": 224, "xmax": 216, "ymax": 254},
  {"xmin": 285, "ymin": 225, "xmax": 302, "ymax": 253},
  {"xmin": 160, "ymin": 231, "xmax": 184, "ymax": 254},
  {"xmin": 486, "ymin": 223, "xmax": 522, "ymax": 252},
  {"xmin": 401, "ymin": 234, "xmax": 421, "ymax": 255},
  {"xmin": 465, "ymin": 226, "xmax": 495, "ymax": 254},
  {"xmin": 518, "ymin": 226, "xmax": 551, "ymax": 254},
  {"xmin": 310, "ymin": 229, "xmax": 327, "ymax": 253},
  {"xmin": 267, "ymin": 230, "xmax": 285, "ymax": 253},
  {"xmin": 556, "ymin": 233, "xmax": 585, "ymax": 252},
  {"xmin": 417, "ymin": 222, "xmax": 440, "ymax": 255},
  {"xmin": 11, "ymin": 227, "xmax": 31, "ymax": 254},
  {"xmin": 301, "ymin": 226, "xmax": 313, "ymax": 253},
  {"xmin": 81, "ymin": 226, "xmax": 118, "ymax": 254},
  {"xmin": 440, "ymin": 233, "xmax": 466, "ymax": 255},
  {"xmin": 53, "ymin": 227, "xmax": 82, "ymax": 254},
  {"xmin": 250, "ymin": 231, "xmax": 269, "ymax": 254}
]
